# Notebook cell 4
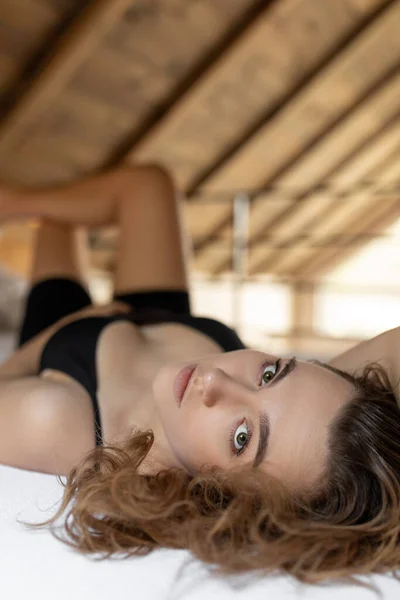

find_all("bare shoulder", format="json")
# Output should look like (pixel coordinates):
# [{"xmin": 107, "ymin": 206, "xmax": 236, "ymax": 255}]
[{"xmin": 0, "ymin": 375, "xmax": 95, "ymax": 476}]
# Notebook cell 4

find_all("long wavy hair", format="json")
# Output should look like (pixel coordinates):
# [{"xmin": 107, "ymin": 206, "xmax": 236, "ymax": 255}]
[{"xmin": 22, "ymin": 361, "xmax": 400, "ymax": 590}]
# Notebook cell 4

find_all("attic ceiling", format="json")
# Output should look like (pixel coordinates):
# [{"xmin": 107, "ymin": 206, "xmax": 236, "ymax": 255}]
[{"xmin": 0, "ymin": 0, "xmax": 399, "ymax": 282}]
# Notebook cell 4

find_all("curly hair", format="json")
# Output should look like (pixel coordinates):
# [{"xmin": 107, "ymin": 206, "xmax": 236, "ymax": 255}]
[{"xmin": 22, "ymin": 361, "xmax": 400, "ymax": 590}]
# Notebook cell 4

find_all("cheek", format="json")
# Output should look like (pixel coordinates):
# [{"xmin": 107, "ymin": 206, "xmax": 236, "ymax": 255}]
[
  {"xmin": 152, "ymin": 362, "xmax": 180, "ymax": 414},
  {"xmin": 176, "ymin": 416, "xmax": 215, "ymax": 471},
  {"xmin": 162, "ymin": 408, "xmax": 225, "ymax": 473}
]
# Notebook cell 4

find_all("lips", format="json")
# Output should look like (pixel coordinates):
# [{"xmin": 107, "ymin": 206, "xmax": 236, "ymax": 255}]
[{"xmin": 174, "ymin": 364, "xmax": 197, "ymax": 407}]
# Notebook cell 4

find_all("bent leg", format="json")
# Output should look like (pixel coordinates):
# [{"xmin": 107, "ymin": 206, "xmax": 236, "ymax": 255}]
[
  {"xmin": 30, "ymin": 220, "xmax": 90, "ymax": 286},
  {"xmin": 1, "ymin": 167, "xmax": 143, "ymax": 227},
  {"xmin": 113, "ymin": 165, "xmax": 191, "ymax": 297},
  {"xmin": 18, "ymin": 221, "xmax": 92, "ymax": 347},
  {"xmin": 1, "ymin": 163, "xmax": 192, "ymax": 308}
]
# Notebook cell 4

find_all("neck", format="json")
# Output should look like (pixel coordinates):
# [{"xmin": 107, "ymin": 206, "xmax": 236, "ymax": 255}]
[{"xmin": 117, "ymin": 340, "xmax": 183, "ymax": 475}]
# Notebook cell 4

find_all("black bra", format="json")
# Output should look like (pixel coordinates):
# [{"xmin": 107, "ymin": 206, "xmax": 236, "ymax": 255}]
[{"xmin": 39, "ymin": 310, "xmax": 246, "ymax": 446}]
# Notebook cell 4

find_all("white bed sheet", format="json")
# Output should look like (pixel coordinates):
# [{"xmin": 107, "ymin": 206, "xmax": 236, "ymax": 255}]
[{"xmin": 1, "ymin": 464, "xmax": 399, "ymax": 600}]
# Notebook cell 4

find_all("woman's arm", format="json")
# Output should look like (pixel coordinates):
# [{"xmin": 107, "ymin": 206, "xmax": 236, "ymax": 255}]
[
  {"xmin": 329, "ymin": 326, "xmax": 400, "ymax": 396},
  {"xmin": 0, "ymin": 375, "xmax": 94, "ymax": 475}
]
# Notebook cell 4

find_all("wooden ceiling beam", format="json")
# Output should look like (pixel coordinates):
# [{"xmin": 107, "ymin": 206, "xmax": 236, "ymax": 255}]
[
  {"xmin": 105, "ymin": 0, "xmax": 269, "ymax": 169},
  {"xmin": 201, "ymin": 180, "xmax": 399, "ymax": 275},
  {"xmin": 264, "ymin": 157, "xmax": 400, "ymax": 276},
  {"xmin": 246, "ymin": 116, "xmax": 400, "ymax": 276},
  {"xmin": 207, "ymin": 77, "xmax": 400, "ymax": 275},
  {"xmin": 200, "ymin": 0, "xmax": 400, "ymax": 193},
  {"xmin": 0, "ymin": 0, "xmax": 133, "ymax": 162},
  {"xmin": 125, "ymin": 0, "xmax": 387, "ymax": 263},
  {"xmin": 290, "ymin": 152, "xmax": 400, "ymax": 279},
  {"xmin": 195, "ymin": 0, "xmax": 400, "ymax": 266},
  {"xmin": 294, "ymin": 198, "xmax": 400, "ymax": 280}
]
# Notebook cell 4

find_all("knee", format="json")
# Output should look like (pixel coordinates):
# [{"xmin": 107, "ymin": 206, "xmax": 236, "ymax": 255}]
[{"xmin": 118, "ymin": 163, "xmax": 174, "ymax": 190}]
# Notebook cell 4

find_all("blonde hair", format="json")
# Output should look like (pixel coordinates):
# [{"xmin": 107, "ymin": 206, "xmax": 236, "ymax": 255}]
[{"xmin": 22, "ymin": 363, "xmax": 400, "ymax": 590}]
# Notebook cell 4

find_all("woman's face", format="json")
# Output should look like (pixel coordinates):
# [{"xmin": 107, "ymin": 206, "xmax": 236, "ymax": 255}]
[{"xmin": 152, "ymin": 350, "xmax": 354, "ymax": 491}]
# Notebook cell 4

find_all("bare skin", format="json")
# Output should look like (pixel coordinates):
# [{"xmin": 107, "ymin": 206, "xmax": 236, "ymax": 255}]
[{"xmin": 0, "ymin": 165, "xmax": 392, "ymax": 491}]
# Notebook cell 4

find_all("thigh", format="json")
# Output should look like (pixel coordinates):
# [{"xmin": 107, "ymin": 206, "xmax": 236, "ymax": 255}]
[
  {"xmin": 113, "ymin": 166, "xmax": 191, "ymax": 296},
  {"xmin": 18, "ymin": 278, "xmax": 92, "ymax": 347}
]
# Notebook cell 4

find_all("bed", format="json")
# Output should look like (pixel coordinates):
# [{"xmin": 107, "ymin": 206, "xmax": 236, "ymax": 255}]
[{"xmin": 1, "ymin": 464, "xmax": 399, "ymax": 600}]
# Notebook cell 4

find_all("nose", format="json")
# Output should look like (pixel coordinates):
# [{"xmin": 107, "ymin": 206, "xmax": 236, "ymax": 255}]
[{"xmin": 200, "ymin": 367, "xmax": 246, "ymax": 407}]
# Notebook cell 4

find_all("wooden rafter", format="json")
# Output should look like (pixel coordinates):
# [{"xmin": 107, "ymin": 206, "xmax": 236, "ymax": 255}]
[
  {"xmin": 127, "ymin": 0, "xmax": 387, "ymax": 189},
  {"xmin": 105, "ymin": 0, "xmax": 269, "ymax": 168},
  {"xmin": 289, "ymin": 150, "xmax": 400, "ymax": 279},
  {"xmin": 289, "ymin": 147, "xmax": 400, "ymax": 277},
  {"xmin": 0, "ymin": 0, "xmax": 133, "ymax": 162},
  {"xmin": 0, "ymin": 0, "xmax": 399, "ymax": 292},
  {"xmin": 263, "ymin": 169, "xmax": 400, "ymax": 276},
  {"xmin": 194, "ymin": 0, "xmax": 400, "ymax": 270},
  {"xmin": 295, "ymin": 197, "xmax": 400, "ymax": 279},
  {"xmin": 246, "ymin": 115, "xmax": 400, "ymax": 276},
  {"xmin": 193, "ymin": 178, "xmax": 400, "ymax": 275}
]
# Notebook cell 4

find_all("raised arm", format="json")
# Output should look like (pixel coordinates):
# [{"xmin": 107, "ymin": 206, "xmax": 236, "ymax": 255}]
[{"xmin": 329, "ymin": 326, "xmax": 400, "ymax": 400}]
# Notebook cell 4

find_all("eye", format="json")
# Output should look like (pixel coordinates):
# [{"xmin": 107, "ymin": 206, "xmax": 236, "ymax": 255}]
[
  {"xmin": 229, "ymin": 419, "xmax": 252, "ymax": 457},
  {"xmin": 260, "ymin": 359, "xmax": 281, "ymax": 385}
]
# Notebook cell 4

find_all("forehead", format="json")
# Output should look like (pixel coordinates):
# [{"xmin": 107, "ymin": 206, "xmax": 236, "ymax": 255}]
[
  {"xmin": 298, "ymin": 359, "xmax": 352, "ymax": 393},
  {"xmin": 261, "ymin": 359, "xmax": 354, "ymax": 489},
  {"xmin": 270, "ymin": 359, "xmax": 354, "ymax": 426}
]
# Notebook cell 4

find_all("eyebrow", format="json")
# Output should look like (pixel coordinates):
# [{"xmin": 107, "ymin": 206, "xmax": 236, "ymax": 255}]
[{"xmin": 252, "ymin": 357, "xmax": 297, "ymax": 468}]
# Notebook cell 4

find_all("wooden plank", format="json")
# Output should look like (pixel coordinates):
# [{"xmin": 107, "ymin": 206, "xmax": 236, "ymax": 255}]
[
  {"xmin": 0, "ymin": 0, "xmax": 79, "ymax": 94},
  {"xmin": 0, "ymin": 55, "xmax": 16, "ymax": 96},
  {"xmin": 195, "ymin": 1, "xmax": 400, "ymax": 267},
  {"xmin": 328, "ymin": 119, "xmax": 400, "ymax": 187},
  {"xmin": 288, "ymin": 149, "xmax": 400, "ymax": 275},
  {"xmin": 211, "ymin": 70, "xmax": 400, "ymax": 274},
  {"xmin": 266, "ymin": 144, "xmax": 400, "ymax": 275},
  {"xmin": 69, "ymin": 0, "xmax": 260, "ymax": 130},
  {"xmin": 206, "ymin": 10, "xmax": 400, "ymax": 273},
  {"xmin": 201, "ymin": 0, "xmax": 400, "ymax": 193},
  {"xmin": 0, "ymin": 0, "xmax": 62, "ymax": 30},
  {"xmin": 266, "ymin": 78, "xmax": 400, "ymax": 192},
  {"xmin": 0, "ymin": 0, "xmax": 133, "ymax": 162},
  {"xmin": 245, "ymin": 191, "xmax": 335, "ymax": 274},
  {"xmin": 199, "ymin": 192, "xmax": 294, "ymax": 272},
  {"xmin": 129, "ymin": 0, "xmax": 385, "ymax": 189},
  {"xmin": 0, "ymin": 0, "xmax": 259, "ymax": 184},
  {"xmin": 293, "ymin": 157, "xmax": 400, "ymax": 278},
  {"xmin": 193, "ymin": 229, "xmax": 233, "ymax": 274},
  {"xmin": 296, "ymin": 198, "xmax": 400, "ymax": 279},
  {"xmin": 184, "ymin": 201, "xmax": 233, "ymax": 243},
  {"xmin": 248, "ymin": 116, "xmax": 400, "ymax": 275},
  {"xmin": 0, "ymin": 88, "xmax": 135, "ymax": 183}
]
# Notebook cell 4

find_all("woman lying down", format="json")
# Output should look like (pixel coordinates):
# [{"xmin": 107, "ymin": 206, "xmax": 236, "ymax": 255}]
[{"xmin": 0, "ymin": 164, "xmax": 399, "ymax": 588}]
